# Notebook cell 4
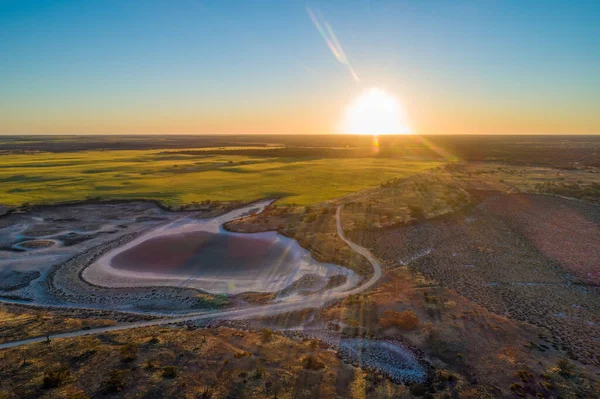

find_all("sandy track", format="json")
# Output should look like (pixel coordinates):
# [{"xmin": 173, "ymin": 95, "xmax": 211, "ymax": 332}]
[{"xmin": 0, "ymin": 196, "xmax": 384, "ymax": 350}]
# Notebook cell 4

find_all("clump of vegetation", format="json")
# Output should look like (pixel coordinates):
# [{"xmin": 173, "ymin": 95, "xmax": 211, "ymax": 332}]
[
  {"xmin": 42, "ymin": 367, "xmax": 70, "ymax": 389},
  {"xmin": 509, "ymin": 382, "xmax": 525, "ymax": 395},
  {"xmin": 436, "ymin": 369, "xmax": 458, "ymax": 385},
  {"xmin": 252, "ymin": 362, "xmax": 266, "ymax": 379},
  {"xmin": 379, "ymin": 310, "xmax": 419, "ymax": 330},
  {"xmin": 162, "ymin": 365, "xmax": 178, "ymax": 378},
  {"xmin": 103, "ymin": 369, "xmax": 128, "ymax": 393},
  {"xmin": 260, "ymin": 328, "xmax": 273, "ymax": 343},
  {"xmin": 197, "ymin": 386, "xmax": 215, "ymax": 399},
  {"xmin": 515, "ymin": 369, "xmax": 534, "ymax": 383},
  {"xmin": 556, "ymin": 358, "xmax": 575, "ymax": 376},
  {"xmin": 408, "ymin": 383, "xmax": 428, "ymax": 397},
  {"xmin": 193, "ymin": 293, "xmax": 231, "ymax": 309},
  {"xmin": 423, "ymin": 292, "xmax": 449, "ymax": 317},
  {"xmin": 301, "ymin": 355, "xmax": 325, "ymax": 370},
  {"xmin": 143, "ymin": 358, "xmax": 160, "ymax": 370},
  {"xmin": 120, "ymin": 342, "xmax": 138, "ymax": 363}
]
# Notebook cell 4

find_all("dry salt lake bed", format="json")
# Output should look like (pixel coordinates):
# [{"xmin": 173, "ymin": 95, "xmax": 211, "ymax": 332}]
[
  {"xmin": 0, "ymin": 199, "xmax": 433, "ymax": 383},
  {"xmin": 0, "ymin": 200, "xmax": 358, "ymax": 313}
]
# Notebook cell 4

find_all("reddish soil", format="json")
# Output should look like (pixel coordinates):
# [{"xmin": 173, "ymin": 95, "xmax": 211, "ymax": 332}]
[{"xmin": 484, "ymin": 194, "xmax": 600, "ymax": 285}]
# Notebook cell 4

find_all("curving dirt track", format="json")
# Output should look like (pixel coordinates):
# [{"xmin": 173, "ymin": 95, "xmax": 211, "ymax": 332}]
[{"xmin": 0, "ymin": 198, "xmax": 383, "ymax": 350}]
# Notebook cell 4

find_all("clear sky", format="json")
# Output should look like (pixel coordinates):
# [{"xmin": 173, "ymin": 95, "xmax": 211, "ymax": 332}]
[{"xmin": 1, "ymin": 0, "xmax": 599, "ymax": 135}]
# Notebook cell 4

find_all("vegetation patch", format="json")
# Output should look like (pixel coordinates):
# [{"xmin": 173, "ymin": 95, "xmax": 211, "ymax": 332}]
[{"xmin": 0, "ymin": 150, "xmax": 441, "ymax": 207}]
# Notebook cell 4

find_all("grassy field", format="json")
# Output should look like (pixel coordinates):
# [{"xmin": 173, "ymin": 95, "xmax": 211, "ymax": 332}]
[{"xmin": 0, "ymin": 150, "xmax": 441, "ymax": 207}]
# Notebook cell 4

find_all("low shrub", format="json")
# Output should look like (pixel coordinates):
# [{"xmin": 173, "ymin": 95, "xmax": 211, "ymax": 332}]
[
  {"xmin": 515, "ymin": 369, "xmax": 534, "ymax": 382},
  {"xmin": 260, "ymin": 328, "xmax": 273, "ymax": 343},
  {"xmin": 120, "ymin": 342, "xmax": 138, "ymax": 363},
  {"xmin": 301, "ymin": 355, "xmax": 325, "ymax": 370},
  {"xmin": 42, "ymin": 368, "xmax": 70, "ymax": 389},
  {"xmin": 509, "ymin": 383, "xmax": 524, "ymax": 391},
  {"xmin": 162, "ymin": 366, "xmax": 178, "ymax": 378},
  {"xmin": 556, "ymin": 358, "xmax": 574, "ymax": 376},
  {"xmin": 103, "ymin": 369, "xmax": 127, "ymax": 393},
  {"xmin": 379, "ymin": 310, "xmax": 419, "ymax": 330},
  {"xmin": 143, "ymin": 359, "xmax": 159, "ymax": 370},
  {"xmin": 408, "ymin": 383, "xmax": 428, "ymax": 396}
]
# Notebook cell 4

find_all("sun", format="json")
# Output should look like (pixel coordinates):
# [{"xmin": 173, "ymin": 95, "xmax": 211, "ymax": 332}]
[{"xmin": 340, "ymin": 88, "xmax": 411, "ymax": 135}]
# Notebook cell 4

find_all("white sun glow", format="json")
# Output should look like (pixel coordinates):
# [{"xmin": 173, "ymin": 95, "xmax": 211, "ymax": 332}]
[{"xmin": 341, "ymin": 88, "xmax": 411, "ymax": 135}]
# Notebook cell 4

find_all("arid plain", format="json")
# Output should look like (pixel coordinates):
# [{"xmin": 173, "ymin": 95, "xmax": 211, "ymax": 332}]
[{"xmin": 0, "ymin": 135, "xmax": 599, "ymax": 398}]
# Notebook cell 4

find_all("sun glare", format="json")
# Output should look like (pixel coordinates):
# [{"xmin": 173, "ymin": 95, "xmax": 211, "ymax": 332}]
[{"xmin": 341, "ymin": 88, "xmax": 411, "ymax": 135}]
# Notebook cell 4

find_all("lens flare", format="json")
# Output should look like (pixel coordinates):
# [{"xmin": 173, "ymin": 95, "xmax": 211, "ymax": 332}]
[
  {"xmin": 307, "ymin": 7, "xmax": 359, "ymax": 82},
  {"xmin": 341, "ymin": 88, "xmax": 411, "ymax": 135}
]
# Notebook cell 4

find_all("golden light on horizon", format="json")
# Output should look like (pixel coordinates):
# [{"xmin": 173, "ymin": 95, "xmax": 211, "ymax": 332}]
[{"xmin": 340, "ymin": 88, "xmax": 412, "ymax": 135}]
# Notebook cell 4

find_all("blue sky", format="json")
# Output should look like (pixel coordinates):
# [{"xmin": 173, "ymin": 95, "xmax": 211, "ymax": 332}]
[{"xmin": 1, "ymin": 0, "xmax": 599, "ymax": 134}]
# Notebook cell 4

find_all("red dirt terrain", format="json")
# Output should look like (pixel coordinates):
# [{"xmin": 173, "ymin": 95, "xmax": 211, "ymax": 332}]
[
  {"xmin": 348, "ymin": 193, "xmax": 600, "ymax": 368},
  {"xmin": 483, "ymin": 194, "xmax": 600, "ymax": 285}
]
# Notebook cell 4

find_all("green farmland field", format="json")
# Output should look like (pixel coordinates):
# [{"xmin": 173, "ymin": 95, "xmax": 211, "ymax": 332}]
[{"xmin": 0, "ymin": 150, "xmax": 442, "ymax": 207}]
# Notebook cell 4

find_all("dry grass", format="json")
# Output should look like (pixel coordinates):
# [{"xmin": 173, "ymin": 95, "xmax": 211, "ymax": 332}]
[
  {"xmin": 0, "ymin": 326, "xmax": 411, "ymax": 399},
  {"xmin": 0, "ymin": 304, "xmax": 116, "ymax": 345},
  {"xmin": 379, "ymin": 310, "xmax": 419, "ymax": 330}
]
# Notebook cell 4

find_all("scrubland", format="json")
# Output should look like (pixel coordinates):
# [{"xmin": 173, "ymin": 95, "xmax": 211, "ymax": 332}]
[{"xmin": 1, "ymin": 135, "xmax": 600, "ymax": 398}]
